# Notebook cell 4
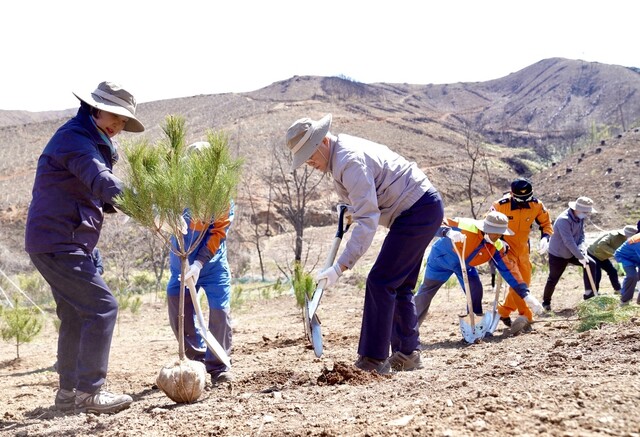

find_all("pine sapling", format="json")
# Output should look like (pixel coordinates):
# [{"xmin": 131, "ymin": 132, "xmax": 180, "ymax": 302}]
[{"xmin": 0, "ymin": 299, "xmax": 43, "ymax": 359}]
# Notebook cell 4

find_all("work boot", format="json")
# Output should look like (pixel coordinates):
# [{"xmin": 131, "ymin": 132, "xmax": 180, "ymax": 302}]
[
  {"xmin": 500, "ymin": 317, "xmax": 512, "ymax": 327},
  {"xmin": 54, "ymin": 388, "xmax": 75, "ymax": 412},
  {"xmin": 75, "ymin": 389, "xmax": 132, "ymax": 414},
  {"xmin": 354, "ymin": 356, "xmax": 392, "ymax": 375},
  {"xmin": 388, "ymin": 350, "xmax": 423, "ymax": 371},
  {"xmin": 210, "ymin": 370, "xmax": 234, "ymax": 385}
]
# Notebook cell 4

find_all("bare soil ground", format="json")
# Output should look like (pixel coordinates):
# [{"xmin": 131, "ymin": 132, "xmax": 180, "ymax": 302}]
[{"xmin": 1, "ymin": 258, "xmax": 640, "ymax": 436}]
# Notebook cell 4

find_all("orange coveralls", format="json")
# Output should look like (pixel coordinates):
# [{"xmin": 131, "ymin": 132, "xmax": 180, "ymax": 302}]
[{"xmin": 491, "ymin": 194, "xmax": 553, "ymax": 321}]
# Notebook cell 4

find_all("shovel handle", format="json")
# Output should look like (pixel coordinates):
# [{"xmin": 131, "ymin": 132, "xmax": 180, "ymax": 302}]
[
  {"xmin": 451, "ymin": 236, "xmax": 476, "ymax": 327},
  {"xmin": 584, "ymin": 260, "xmax": 598, "ymax": 296}
]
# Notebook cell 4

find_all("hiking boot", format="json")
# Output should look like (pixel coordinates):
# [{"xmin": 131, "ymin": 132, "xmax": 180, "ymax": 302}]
[
  {"xmin": 75, "ymin": 389, "xmax": 132, "ymax": 414},
  {"xmin": 54, "ymin": 388, "xmax": 75, "ymax": 412},
  {"xmin": 388, "ymin": 350, "xmax": 423, "ymax": 371},
  {"xmin": 500, "ymin": 317, "xmax": 512, "ymax": 327},
  {"xmin": 583, "ymin": 291, "xmax": 595, "ymax": 300},
  {"xmin": 211, "ymin": 370, "xmax": 234, "ymax": 385},
  {"xmin": 354, "ymin": 356, "xmax": 392, "ymax": 375}
]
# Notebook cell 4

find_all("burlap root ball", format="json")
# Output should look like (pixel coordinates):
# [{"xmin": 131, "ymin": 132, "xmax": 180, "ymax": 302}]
[{"xmin": 156, "ymin": 358, "xmax": 206, "ymax": 403}]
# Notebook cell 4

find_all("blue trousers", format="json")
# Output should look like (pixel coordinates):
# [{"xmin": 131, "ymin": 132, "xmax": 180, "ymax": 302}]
[
  {"xmin": 620, "ymin": 264, "xmax": 640, "ymax": 303},
  {"xmin": 358, "ymin": 188, "xmax": 444, "ymax": 360},
  {"xmin": 29, "ymin": 252, "xmax": 117, "ymax": 393}
]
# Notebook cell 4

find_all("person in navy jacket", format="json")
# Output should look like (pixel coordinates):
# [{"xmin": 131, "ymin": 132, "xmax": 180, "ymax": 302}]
[{"xmin": 25, "ymin": 82, "xmax": 144, "ymax": 414}]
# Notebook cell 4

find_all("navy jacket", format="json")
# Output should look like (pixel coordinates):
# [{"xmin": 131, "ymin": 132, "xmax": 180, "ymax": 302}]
[{"xmin": 25, "ymin": 106, "xmax": 123, "ymax": 255}]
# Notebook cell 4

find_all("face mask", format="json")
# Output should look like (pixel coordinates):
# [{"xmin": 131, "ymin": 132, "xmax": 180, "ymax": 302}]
[
  {"xmin": 484, "ymin": 234, "xmax": 494, "ymax": 244},
  {"xmin": 576, "ymin": 212, "xmax": 587, "ymax": 219}
]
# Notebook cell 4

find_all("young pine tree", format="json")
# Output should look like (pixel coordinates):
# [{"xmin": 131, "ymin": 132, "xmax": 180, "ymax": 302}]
[
  {"xmin": 116, "ymin": 115, "xmax": 242, "ymax": 402},
  {"xmin": 0, "ymin": 300, "xmax": 43, "ymax": 359}
]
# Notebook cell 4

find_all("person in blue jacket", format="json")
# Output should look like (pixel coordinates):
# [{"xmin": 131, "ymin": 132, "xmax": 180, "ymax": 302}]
[
  {"xmin": 614, "ymin": 233, "xmax": 640, "ymax": 305},
  {"xmin": 25, "ymin": 82, "xmax": 144, "ymax": 414},
  {"xmin": 166, "ymin": 142, "xmax": 235, "ymax": 385}
]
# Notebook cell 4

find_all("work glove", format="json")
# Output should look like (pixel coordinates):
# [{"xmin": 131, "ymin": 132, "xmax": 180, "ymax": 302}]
[
  {"xmin": 316, "ymin": 263, "xmax": 343, "ymax": 289},
  {"xmin": 154, "ymin": 214, "xmax": 188, "ymax": 235},
  {"xmin": 578, "ymin": 255, "xmax": 594, "ymax": 268},
  {"xmin": 182, "ymin": 260, "xmax": 203, "ymax": 290},
  {"xmin": 537, "ymin": 236, "xmax": 550, "ymax": 254},
  {"xmin": 446, "ymin": 229, "xmax": 465, "ymax": 243},
  {"xmin": 524, "ymin": 293, "xmax": 544, "ymax": 315}
]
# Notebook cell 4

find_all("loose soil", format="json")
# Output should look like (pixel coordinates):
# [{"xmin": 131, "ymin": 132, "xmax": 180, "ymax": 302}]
[{"xmin": 1, "ymin": 264, "xmax": 640, "ymax": 436}]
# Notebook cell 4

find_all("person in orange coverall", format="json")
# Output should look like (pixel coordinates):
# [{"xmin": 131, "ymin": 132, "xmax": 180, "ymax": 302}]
[{"xmin": 490, "ymin": 178, "xmax": 553, "ymax": 326}]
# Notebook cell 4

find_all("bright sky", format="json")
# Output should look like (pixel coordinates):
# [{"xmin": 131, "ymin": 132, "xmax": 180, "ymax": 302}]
[{"xmin": 2, "ymin": 0, "xmax": 638, "ymax": 112}]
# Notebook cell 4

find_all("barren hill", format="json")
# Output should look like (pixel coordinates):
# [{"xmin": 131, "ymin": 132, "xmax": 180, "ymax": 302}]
[{"xmin": 1, "ymin": 58, "xmax": 640, "ymax": 274}]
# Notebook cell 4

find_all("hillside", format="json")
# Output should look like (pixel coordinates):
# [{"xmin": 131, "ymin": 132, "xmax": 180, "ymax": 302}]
[{"xmin": 1, "ymin": 58, "xmax": 640, "ymax": 275}]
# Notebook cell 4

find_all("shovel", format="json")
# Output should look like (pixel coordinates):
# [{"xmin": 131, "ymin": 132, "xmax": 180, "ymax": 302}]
[
  {"xmin": 186, "ymin": 276, "xmax": 231, "ymax": 369},
  {"xmin": 451, "ymin": 236, "xmax": 488, "ymax": 343},
  {"xmin": 304, "ymin": 204, "xmax": 352, "ymax": 357},
  {"xmin": 487, "ymin": 272, "xmax": 504, "ymax": 334},
  {"xmin": 584, "ymin": 258, "xmax": 598, "ymax": 297}
]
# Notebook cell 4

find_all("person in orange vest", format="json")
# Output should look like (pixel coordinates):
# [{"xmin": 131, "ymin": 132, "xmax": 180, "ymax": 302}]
[
  {"xmin": 490, "ymin": 178, "xmax": 553, "ymax": 326},
  {"xmin": 415, "ymin": 211, "xmax": 543, "ymax": 331}
]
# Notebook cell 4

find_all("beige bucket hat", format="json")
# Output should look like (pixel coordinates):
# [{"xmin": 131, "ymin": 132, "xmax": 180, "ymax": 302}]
[
  {"xmin": 475, "ymin": 211, "xmax": 515, "ymax": 236},
  {"xmin": 285, "ymin": 114, "xmax": 332, "ymax": 170},
  {"xmin": 568, "ymin": 196, "xmax": 597, "ymax": 213},
  {"xmin": 73, "ymin": 81, "xmax": 145, "ymax": 132}
]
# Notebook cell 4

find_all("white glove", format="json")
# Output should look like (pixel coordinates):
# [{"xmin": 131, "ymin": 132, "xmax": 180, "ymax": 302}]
[
  {"xmin": 524, "ymin": 294, "xmax": 544, "ymax": 315},
  {"xmin": 154, "ymin": 214, "xmax": 188, "ymax": 235},
  {"xmin": 446, "ymin": 229, "xmax": 465, "ymax": 243},
  {"xmin": 578, "ymin": 257, "xmax": 590, "ymax": 268},
  {"xmin": 537, "ymin": 236, "xmax": 550, "ymax": 254},
  {"xmin": 183, "ymin": 260, "xmax": 203, "ymax": 289},
  {"xmin": 316, "ymin": 263, "xmax": 343, "ymax": 289}
]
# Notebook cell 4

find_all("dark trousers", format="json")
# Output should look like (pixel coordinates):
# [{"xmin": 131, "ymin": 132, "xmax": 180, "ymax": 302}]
[
  {"xmin": 358, "ymin": 188, "xmax": 444, "ymax": 360},
  {"xmin": 415, "ymin": 270, "xmax": 484, "ymax": 327},
  {"xmin": 167, "ymin": 294, "xmax": 232, "ymax": 374},
  {"xmin": 588, "ymin": 253, "xmax": 621, "ymax": 291},
  {"xmin": 30, "ymin": 252, "xmax": 117, "ymax": 394},
  {"xmin": 542, "ymin": 253, "xmax": 597, "ymax": 305}
]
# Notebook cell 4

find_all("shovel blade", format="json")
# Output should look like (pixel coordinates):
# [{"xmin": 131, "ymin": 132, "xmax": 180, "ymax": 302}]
[
  {"xmin": 303, "ymin": 295, "xmax": 312, "ymax": 343},
  {"xmin": 459, "ymin": 315, "xmax": 477, "ymax": 343},
  {"xmin": 310, "ymin": 314, "xmax": 323, "ymax": 357}
]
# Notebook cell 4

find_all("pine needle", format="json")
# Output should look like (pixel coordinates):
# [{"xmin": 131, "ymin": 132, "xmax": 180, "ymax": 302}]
[{"xmin": 576, "ymin": 295, "xmax": 640, "ymax": 332}]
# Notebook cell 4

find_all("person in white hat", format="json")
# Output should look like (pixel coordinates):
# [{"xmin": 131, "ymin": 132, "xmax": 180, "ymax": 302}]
[
  {"xmin": 587, "ymin": 225, "xmax": 638, "ymax": 294},
  {"xmin": 415, "ymin": 211, "xmax": 543, "ymax": 334},
  {"xmin": 285, "ymin": 114, "xmax": 444, "ymax": 374},
  {"xmin": 25, "ymin": 81, "xmax": 144, "ymax": 414},
  {"xmin": 542, "ymin": 196, "xmax": 598, "ymax": 311}
]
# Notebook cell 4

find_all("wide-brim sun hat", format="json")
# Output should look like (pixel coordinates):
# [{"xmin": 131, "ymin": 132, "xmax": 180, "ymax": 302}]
[
  {"xmin": 568, "ymin": 196, "xmax": 597, "ymax": 213},
  {"xmin": 621, "ymin": 225, "xmax": 637, "ymax": 238},
  {"xmin": 73, "ymin": 81, "xmax": 145, "ymax": 132},
  {"xmin": 475, "ymin": 211, "xmax": 515, "ymax": 236},
  {"xmin": 286, "ymin": 114, "xmax": 332, "ymax": 170}
]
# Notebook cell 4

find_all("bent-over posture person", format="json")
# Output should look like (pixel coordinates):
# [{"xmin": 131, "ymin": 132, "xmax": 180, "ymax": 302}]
[
  {"xmin": 542, "ymin": 196, "xmax": 598, "ymax": 311},
  {"xmin": 285, "ymin": 113, "xmax": 444, "ymax": 374},
  {"xmin": 415, "ymin": 212, "xmax": 543, "ymax": 330}
]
